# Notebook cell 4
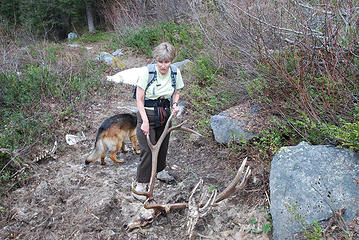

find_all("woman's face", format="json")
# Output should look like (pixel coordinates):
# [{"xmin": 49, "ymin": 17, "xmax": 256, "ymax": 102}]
[{"xmin": 157, "ymin": 60, "xmax": 172, "ymax": 75}]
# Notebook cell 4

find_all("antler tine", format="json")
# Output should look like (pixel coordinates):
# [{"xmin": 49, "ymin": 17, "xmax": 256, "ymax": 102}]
[
  {"xmin": 131, "ymin": 181, "xmax": 151, "ymax": 198},
  {"xmin": 235, "ymin": 167, "xmax": 251, "ymax": 191},
  {"xmin": 215, "ymin": 157, "xmax": 251, "ymax": 203},
  {"xmin": 168, "ymin": 120, "xmax": 202, "ymax": 137},
  {"xmin": 189, "ymin": 179, "xmax": 203, "ymax": 201},
  {"xmin": 144, "ymin": 199, "xmax": 188, "ymax": 213},
  {"xmin": 200, "ymin": 189, "xmax": 217, "ymax": 210},
  {"xmin": 198, "ymin": 189, "xmax": 217, "ymax": 218}
]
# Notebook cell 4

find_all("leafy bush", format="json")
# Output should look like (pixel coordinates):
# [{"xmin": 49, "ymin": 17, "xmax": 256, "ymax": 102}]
[
  {"xmin": 0, "ymin": 43, "xmax": 107, "ymax": 151},
  {"xmin": 183, "ymin": 54, "xmax": 241, "ymax": 135},
  {"xmin": 123, "ymin": 26, "xmax": 161, "ymax": 56},
  {"xmin": 229, "ymin": 117, "xmax": 302, "ymax": 163},
  {"xmin": 191, "ymin": 54, "xmax": 220, "ymax": 86},
  {"xmin": 122, "ymin": 22, "xmax": 203, "ymax": 59},
  {"xmin": 0, "ymin": 39, "xmax": 113, "ymax": 193},
  {"xmin": 323, "ymin": 119, "xmax": 359, "ymax": 151}
]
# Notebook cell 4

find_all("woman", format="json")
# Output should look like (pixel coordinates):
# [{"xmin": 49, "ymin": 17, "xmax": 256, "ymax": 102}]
[{"xmin": 133, "ymin": 42, "xmax": 184, "ymax": 201}]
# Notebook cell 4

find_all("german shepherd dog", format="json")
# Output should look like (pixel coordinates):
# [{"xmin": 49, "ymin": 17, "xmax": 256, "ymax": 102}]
[{"xmin": 85, "ymin": 113, "xmax": 140, "ymax": 165}]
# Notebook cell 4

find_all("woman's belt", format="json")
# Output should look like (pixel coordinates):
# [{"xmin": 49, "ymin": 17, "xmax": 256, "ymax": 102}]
[{"xmin": 144, "ymin": 98, "xmax": 171, "ymax": 127}]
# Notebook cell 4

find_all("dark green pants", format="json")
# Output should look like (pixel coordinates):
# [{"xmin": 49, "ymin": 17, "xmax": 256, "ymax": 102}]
[{"xmin": 136, "ymin": 110, "xmax": 171, "ymax": 183}]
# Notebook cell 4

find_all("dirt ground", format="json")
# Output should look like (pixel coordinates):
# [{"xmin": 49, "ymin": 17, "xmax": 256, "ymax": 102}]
[{"xmin": 0, "ymin": 52, "xmax": 272, "ymax": 240}]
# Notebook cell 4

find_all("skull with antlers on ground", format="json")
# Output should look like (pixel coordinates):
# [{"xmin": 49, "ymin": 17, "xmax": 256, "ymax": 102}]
[{"xmin": 127, "ymin": 113, "xmax": 251, "ymax": 237}]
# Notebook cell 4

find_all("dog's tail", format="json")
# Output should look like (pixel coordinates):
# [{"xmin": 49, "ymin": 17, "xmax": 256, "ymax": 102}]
[{"xmin": 85, "ymin": 130, "xmax": 105, "ymax": 165}]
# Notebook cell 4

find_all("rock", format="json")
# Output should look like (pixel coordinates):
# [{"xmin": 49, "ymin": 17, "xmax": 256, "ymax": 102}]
[
  {"xmin": 95, "ymin": 52, "xmax": 125, "ymax": 69},
  {"xmin": 34, "ymin": 181, "xmax": 48, "ymax": 196},
  {"xmin": 172, "ymin": 59, "xmax": 191, "ymax": 69},
  {"xmin": 210, "ymin": 103, "xmax": 262, "ymax": 144},
  {"xmin": 68, "ymin": 32, "xmax": 78, "ymax": 41},
  {"xmin": 210, "ymin": 113, "xmax": 255, "ymax": 144},
  {"xmin": 270, "ymin": 141, "xmax": 359, "ymax": 240},
  {"xmin": 95, "ymin": 52, "xmax": 114, "ymax": 65},
  {"xmin": 112, "ymin": 48, "xmax": 123, "ymax": 57}
]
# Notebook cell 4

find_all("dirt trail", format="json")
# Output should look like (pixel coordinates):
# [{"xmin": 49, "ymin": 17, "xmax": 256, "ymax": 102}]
[{"xmin": 0, "ymin": 55, "xmax": 271, "ymax": 240}]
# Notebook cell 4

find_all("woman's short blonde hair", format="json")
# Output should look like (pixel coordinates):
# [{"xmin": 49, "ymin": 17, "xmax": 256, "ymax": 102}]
[{"xmin": 152, "ymin": 42, "xmax": 176, "ymax": 62}]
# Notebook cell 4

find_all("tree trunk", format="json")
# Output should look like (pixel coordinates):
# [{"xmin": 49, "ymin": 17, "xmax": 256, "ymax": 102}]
[{"xmin": 85, "ymin": 1, "xmax": 95, "ymax": 33}]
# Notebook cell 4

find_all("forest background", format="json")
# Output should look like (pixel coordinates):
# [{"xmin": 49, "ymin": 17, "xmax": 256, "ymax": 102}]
[{"xmin": 0, "ymin": 0, "xmax": 358, "ymax": 235}]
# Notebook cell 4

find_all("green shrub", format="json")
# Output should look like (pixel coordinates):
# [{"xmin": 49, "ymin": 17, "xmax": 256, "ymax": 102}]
[
  {"xmin": 183, "ymin": 56, "xmax": 240, "ymax": 135},
  {"xmin": 191, "ymin": 54, "xmax": 219, "ymax": 86},
  {"xmin": 122, "ymin": 21, "xmax": 203, "ymax": 59},
  {"xmin": 0, "ymin": 67, "xmax": 54, "ymax": 110},
  {"xmin": 286, "ymin": 107, "xmax": 359, "ymax": 151},
  {"xmin": 123, "ymin": 26, "xmax": 162, "ymax": 56},
  {"xmin": 320, "ymin": 116, "xmax": 359, "ymax": 151},
  {"xmin": 248, "ymin": 43, "xmax": 359, "ymax": 150},
  {"xmin": 0, "ymin": 111, "xmax": 50, "ymax": 150},
  {"xmin": 77, "ymin": 31, "xmax": 113, "ymax": 43},
  {"xmin": 229, "ymin": 117, "xmax": 301, "ymax": 161}
]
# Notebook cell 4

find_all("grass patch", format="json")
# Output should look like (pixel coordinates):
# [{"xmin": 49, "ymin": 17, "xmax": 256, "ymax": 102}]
[{"xmin": 73, "ymin": 31, "xmax": 113, "ymax": 43}]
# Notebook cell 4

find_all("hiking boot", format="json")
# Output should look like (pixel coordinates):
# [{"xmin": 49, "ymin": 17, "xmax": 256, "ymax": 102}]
[
  {"xmin": 132, "ymin": 183, "xmax": 148, "ymax": 202},
  {"xmin": 157, "ymin": 170, "xmax": 175, "ymax": 184}
]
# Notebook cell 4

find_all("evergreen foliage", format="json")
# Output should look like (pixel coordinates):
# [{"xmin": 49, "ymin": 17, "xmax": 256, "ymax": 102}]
[{"xmin": 1, "ymin": 0, "xmax": 90, "ymax": 39}]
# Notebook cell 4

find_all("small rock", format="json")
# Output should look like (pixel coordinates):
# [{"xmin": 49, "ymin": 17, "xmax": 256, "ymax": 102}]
[
  {"xmin": 68, "ymin": 32, "xmax": 78, "ymax": 41},
  {"xmin": 68, "ymin": 44, "xmax": 80, "ymax": 48},
  {"xmin": 112, "ymin": 49, "xmax": 123, "ymax": 57},
  {"xmin": 172, "ymin": 59, "xmax": 191, "ymax": 69}
]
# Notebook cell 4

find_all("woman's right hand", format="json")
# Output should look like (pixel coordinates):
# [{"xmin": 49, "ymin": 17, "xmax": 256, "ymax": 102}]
[{"xmin": 141, "ymin": 121, "xmax": 149, "ymax": 135}]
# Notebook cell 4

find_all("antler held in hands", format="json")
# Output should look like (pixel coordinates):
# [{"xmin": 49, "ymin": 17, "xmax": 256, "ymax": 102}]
[{"xmin": 132, "ymin": 113, "xmax": 201, "ymax": 201}]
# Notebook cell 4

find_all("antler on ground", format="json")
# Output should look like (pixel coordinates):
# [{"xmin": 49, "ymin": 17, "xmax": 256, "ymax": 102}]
[
  {"xmin": 215, "ymin": 157, "xmax": 251, "ymax": 203},
  {"xmin": 187, "ymin": 179, "xmax": 218, "ymax": 238},
  {"xmin": 128, "ymin": 113, "xmax": 252, "ymax": 235},
  {"xmin": 128, "ymin": 156, "xmax": 252, "ymax": 233},
  {"xmin": 144, "ymin": 199, "xmax": 188, "ymax": 213},
  {"xmin": 186, "ymin": 157, "xmax": 251, "ymax": 237}
]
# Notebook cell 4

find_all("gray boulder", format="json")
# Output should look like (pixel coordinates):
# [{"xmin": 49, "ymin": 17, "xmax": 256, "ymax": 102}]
[
  {"xmin": 210, "ymin": 113, "xmax": 255, "ymax": 144},
  {"xmin": 210, "ymin": 104, "xmax": 262, "ymax": 144},
  {"xmin": 173, "ymin": 59, "xmax": 191, "ymax": 70},
  {"xmin": 270, "ymin": 141, "xmax": 359, "ymax": 239}
]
